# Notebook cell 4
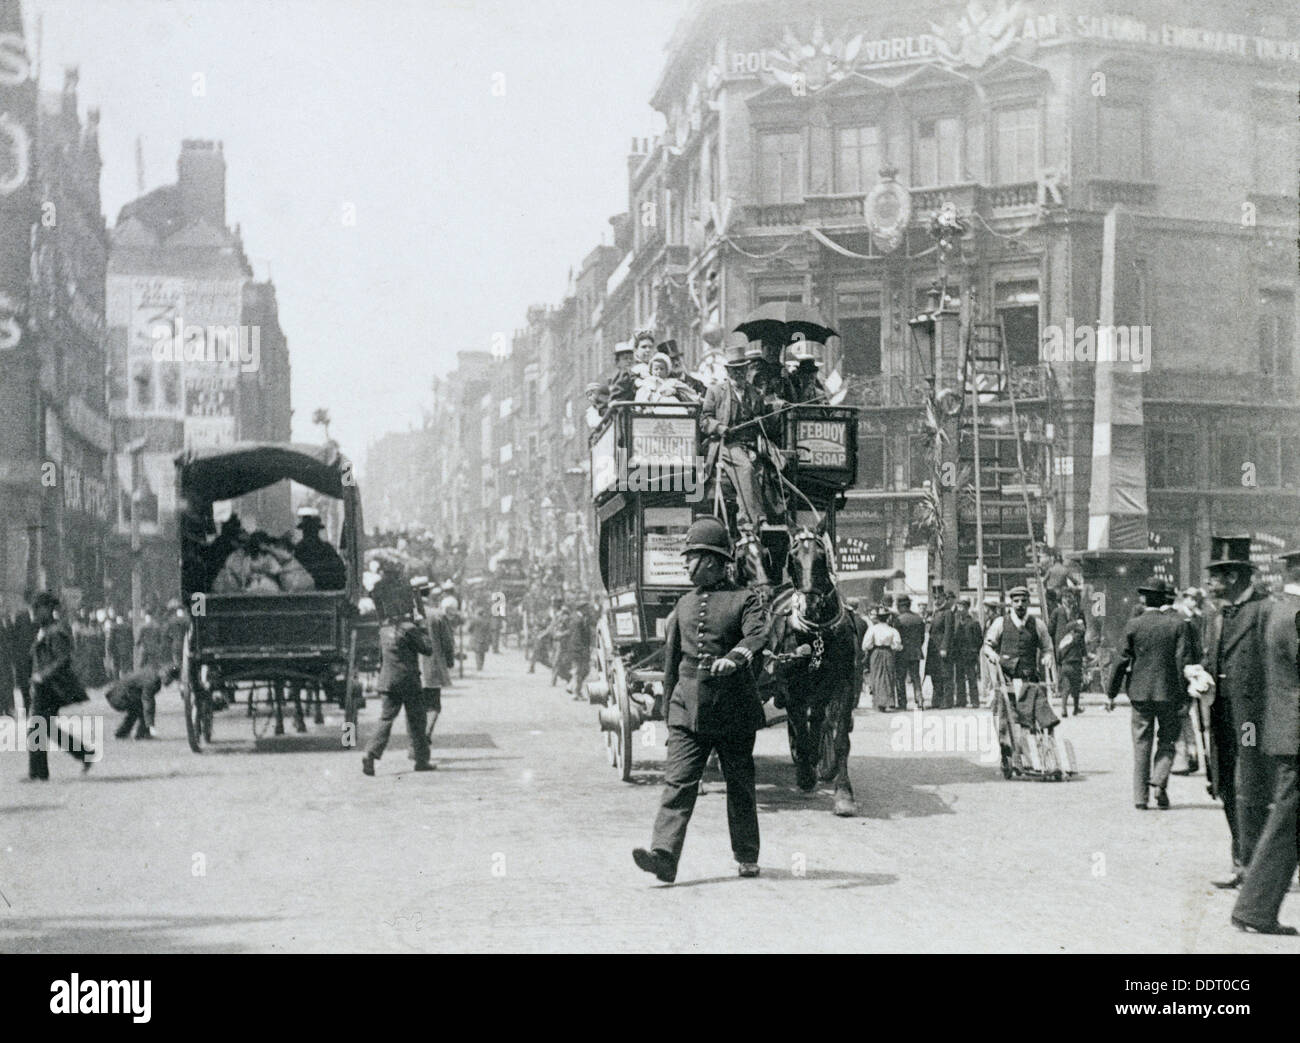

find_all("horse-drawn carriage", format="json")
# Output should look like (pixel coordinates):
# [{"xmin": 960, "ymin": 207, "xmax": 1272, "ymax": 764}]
[
  {"xmin": 584, "ymin": 397, "xmax": 861, "ymax": 813},
  {"xmin": 175, "ymin": 442, "xmax": 365, "ymax": 751}
]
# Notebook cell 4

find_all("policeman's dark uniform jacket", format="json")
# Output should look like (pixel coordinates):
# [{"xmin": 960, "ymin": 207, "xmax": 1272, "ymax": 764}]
[
  {"xmin": 1201, "ymin": 538, "xmax": 1273, "ymax": 873},
  {"xmin": 1231, "ymin": 558, "xmax": 1300, "ymax": 932},
  {"xmin": 647, "ymin": 519, "xmax": 769, "ymax": 875},
  {"xmin": 363, "ymin": 613, "xmax": 435, "ymax": 771},
  {"xmin": 1106, "ymin": 581, "xmax": 1196, "ymax": 807}
]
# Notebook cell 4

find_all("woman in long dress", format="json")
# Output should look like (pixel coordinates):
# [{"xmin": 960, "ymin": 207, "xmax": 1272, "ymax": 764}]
[{"xmin": 862, "ymin": 605, "xmax": 903, "ymax": 711}]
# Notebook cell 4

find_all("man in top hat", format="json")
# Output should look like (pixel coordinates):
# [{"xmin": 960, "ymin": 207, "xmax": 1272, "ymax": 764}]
[
  {"xmin": 658, "ymin": 339, "xmax": 706, "ymax": 398},
  {"xmin": 925, "ymin": 589, "xmax": 956, "ymax": 708},
  {"xmin": 892, "ymin": 594, "xmax": 926, "ymax": 710},
  {"xmin": 700, "ymin": 334, "xmax": 783, "ymax": 532},
  {"xmin": 293, "ymin": 508, "xmax": 347, "ymax": 590},
  {"xmin": 786, "ymin": 336, "xmax": 830, "ymax": 404},
  {"xmin": 606, "ymin": 341, "xmax": 637, "ymax": 403},
  {"xmin": 1107, "ymin": 576, "xmax": 1197, "ymax": 809},
  {"xmin": 633, "ymin": 517, "xmax": 768, "ymax": 883},
  {"xmin": 1230, "ymin": 545, "xmax": 1300, "ymax": 934},
  {"xmin": 1201, "ymin": 534, "xmax": 1273, "ymax": 887}
]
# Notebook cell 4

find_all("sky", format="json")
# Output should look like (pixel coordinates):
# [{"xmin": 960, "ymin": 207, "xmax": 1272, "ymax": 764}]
[{"xmin": 26, "ymin": 0, "xmax": 691, "ymax": 474}]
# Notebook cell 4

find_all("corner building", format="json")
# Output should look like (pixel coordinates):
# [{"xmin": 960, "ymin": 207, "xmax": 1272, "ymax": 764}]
[{"xmin": 633, "ymin": 0, "xmax": 1298, "ymax": 592}]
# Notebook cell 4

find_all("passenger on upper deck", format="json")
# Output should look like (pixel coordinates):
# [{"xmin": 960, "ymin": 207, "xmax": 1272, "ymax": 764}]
[
  {"xmin": 787, "ymin": 336, "xmax": 830, "ymax": 403},
  {"xmin": 659, "ymin": 339, "xmax": 707, "ymax": 398},
  {"xmin": 606, "ymin": 341, "xmax": 637, "ymax": 403}
]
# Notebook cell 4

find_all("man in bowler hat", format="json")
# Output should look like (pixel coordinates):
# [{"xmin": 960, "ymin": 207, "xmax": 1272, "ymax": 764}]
[
  {"xmin": 1230, "ymin": 546, "xmax": 1300, "ymax": 934},
  {"xmin": 633, "ymin": 517, "xmax": 769, "ymax": 883},
  {"xmin": 1107, "ymin": 576, "xmax": 1197, "ymax": 809},
  {"xmin": 1202, "ymin": 535, "xmax": 1273, "ymax": 888}
]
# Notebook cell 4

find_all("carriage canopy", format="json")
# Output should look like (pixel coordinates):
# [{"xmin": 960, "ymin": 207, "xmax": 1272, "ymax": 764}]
[{"xmin": 175, "ymin": 441, "xmax": 364, "ymax": 598}]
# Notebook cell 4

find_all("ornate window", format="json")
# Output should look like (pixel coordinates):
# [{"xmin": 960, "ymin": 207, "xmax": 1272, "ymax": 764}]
[
  {"xmin": 835, "ymin": 125, "xmax": 881, "ymax": 194},
  {"xmin": 914, "ymin": 116, "xmax": 962, "ymax": 187},
  {"xmin": 758, "ymin": 130, "xmax": 802, "ymax": 204}
]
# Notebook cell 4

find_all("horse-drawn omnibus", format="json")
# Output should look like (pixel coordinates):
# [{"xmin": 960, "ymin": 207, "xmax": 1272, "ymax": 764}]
[
  {"xmin": 175, "ymin": 442, "xmax": 365, "ymax": 751},
  {"xmin": 584, "ymin": 397, "xmax": 860, "ymax": 813}
]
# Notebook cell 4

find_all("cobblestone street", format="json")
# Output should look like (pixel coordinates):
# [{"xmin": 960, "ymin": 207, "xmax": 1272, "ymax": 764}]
[{"xmin": 2, "ymin": 645, "xmax": 1295, "ymax": 953}]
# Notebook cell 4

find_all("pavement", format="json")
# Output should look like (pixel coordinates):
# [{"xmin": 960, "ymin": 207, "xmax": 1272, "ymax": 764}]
[{"xmin": 1, "ymin": 647, "xmax": 1296, "ymax": 953}]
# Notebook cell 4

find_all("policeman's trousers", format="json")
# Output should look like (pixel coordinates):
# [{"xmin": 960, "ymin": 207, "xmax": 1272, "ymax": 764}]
[
  {"xmin": 1233, "ymin": 755, "xmax": 1299, "ymax": 928},
  {"xmin": 651, "ymin": 726, "xmax": 759, "ymax": 866}
]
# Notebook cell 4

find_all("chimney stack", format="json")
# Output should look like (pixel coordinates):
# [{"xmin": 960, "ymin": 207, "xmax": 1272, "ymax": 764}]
[{"xmin": 177, "ymin": 139, "xmax": 227, "ymax": 228}]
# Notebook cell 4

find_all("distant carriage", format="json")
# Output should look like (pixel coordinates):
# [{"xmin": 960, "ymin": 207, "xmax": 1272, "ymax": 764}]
[{"xmin": 175, "ymin": 442, "xmax": 366, "ymax": 750}]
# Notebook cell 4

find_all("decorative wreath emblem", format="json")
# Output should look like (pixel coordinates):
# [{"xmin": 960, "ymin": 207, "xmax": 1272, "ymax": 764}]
[{"xmin": 864, "ymin": 173, "xmax": 911, "ymax": 253}]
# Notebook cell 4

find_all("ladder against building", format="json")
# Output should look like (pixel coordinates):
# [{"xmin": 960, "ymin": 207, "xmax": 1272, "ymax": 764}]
[{"xmin": 958, "ymin": 316, "xmax": 1055, "ymax": 598}]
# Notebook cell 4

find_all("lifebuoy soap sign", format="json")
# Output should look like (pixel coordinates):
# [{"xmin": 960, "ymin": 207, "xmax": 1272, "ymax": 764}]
[{"xmin": 794, "ymin": 418, "xmax": 849, "ymax": 471}]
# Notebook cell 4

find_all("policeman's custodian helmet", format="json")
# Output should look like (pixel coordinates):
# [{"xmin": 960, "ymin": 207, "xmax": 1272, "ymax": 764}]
[{"xmin": 682, "ymin": 516, "xmax": 733, "ymax": 561}]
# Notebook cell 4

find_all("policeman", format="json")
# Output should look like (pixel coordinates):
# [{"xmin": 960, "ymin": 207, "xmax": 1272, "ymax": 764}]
[{"xmin": 633, "ymin": 517, "xmax": 769, "ymax": 883}]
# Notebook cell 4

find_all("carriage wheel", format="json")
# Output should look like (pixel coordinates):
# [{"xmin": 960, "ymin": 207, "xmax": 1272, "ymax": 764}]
[
  {"xmin": 605, "ymin": 657, "xmax": 634, "ymax": 783},
  {"xmin": 180, "ymin": 631, "xmax": 202, "ymax": 753}
]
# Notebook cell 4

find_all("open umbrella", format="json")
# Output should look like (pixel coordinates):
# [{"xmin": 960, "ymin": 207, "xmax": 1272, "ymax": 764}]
[{"xmin": 734, "ymin": 301, "xmax": 837, "ymax": 346}]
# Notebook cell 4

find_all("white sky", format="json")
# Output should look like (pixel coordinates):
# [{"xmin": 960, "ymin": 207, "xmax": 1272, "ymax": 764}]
[{"xmin": 27, "ymin": 0, "xmax": 689, "ymax": 473}]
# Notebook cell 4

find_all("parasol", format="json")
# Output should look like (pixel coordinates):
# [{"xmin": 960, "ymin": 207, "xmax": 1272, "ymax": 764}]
[{"xmin": 734, "ymin": 301, "xmax": 838, "ymax": 346}]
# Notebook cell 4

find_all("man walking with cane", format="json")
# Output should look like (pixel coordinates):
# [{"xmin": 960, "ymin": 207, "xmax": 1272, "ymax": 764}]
[{"xmin": 633, "ymin": 517, "xmax": 769, "ymax": 883}]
